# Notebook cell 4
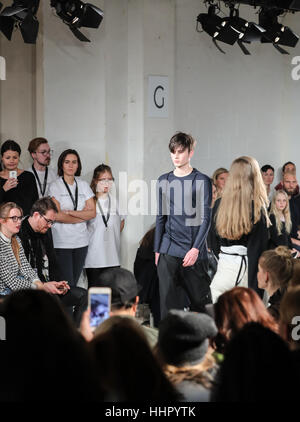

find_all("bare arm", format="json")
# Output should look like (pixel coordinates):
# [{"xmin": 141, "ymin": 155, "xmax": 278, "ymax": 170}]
[
  {"xmin": 120, "ymin": 219, "xmax": 125, "ymax": 232},
  {"xmin": 51, "ymin": 197, "xmax": 88, "ymax": 224},
  {"xmin": 65, "ymin": 197, "xmax": 96, "ymax": 221}
]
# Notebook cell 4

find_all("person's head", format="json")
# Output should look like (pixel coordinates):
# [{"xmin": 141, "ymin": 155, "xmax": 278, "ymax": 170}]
[
  {"xmin": 158, "ymin": 310, "xmax": 218, "ymax": 368},
  {"xmin": 139, "ymin": 224, "xmax": 156, "ymax": 248},
  {"xmin": 57, "ymin": 149, "xmax": 82, "ymax": 177},
  {"xmin": 282, "ymin": 171, "xmax": 298, "ymax": 197},
  {"xmin": 261, "ymin": 164, "xmax": 274, "ymax": 186},
  {"xmin": 91, "ymin": 315, "xmax": 180, "ymax": 401},
  {"xmin": 0, "ymin": 202, "xmax": 23, "ymax": 237},
  {"xmin": 90, "ymin": 164, "xmax": 114, "ymax": 196},
  {"xmin": 214, "ymin": 322, "xmax": 297, "ymax": 402},
  {"xmin": 212, "ymin": 168, "xmax": 229, "ymax": 193},
  {"xmin": 28, "ymin": 197, "xmax": 58, "ymax": 234},
  {"xmin": 214, "ymin": 287, "xmax": 278, "ymax": 353},
  {"xmin": 280, "ymin": 286, "xmax": 300, "ymax": 350},
  {"xmin": 92, "ymin": 268, "xmax": 139, "ymax": 316},
  {"xmin": 257, "ymin": 246, "xmax": 293, "ymax": 295},
  {"xmin": 168, "ymin": 132, "xmax": 195, "ymax": 169},
  {"xmin": 1, "ymin": 290, "xmax": 101, "ymax": 400},
  {"xmin": 216, "ymin": 156, "xmax": 269, "ymax": 240},
  {"xmin": 282, "ymin": 161, "xmax": 296, "ymax": 175},
  {"xmin": 270, "ymin": 190, "xmax": 292, "ymax": 235},
  {"xmin": 1, "ymin": 140, "xmax": 21, "ymax": 171},
  {"xmin": 288, "ymin": 259, "xmax": 300, "ymax": 288},
  {"xmin": 28, "ymin": 137, "xmax": 52, "ymax": 167}
]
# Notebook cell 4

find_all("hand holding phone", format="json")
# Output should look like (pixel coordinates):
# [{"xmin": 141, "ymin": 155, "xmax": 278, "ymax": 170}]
[
  {"xmin": 88, "ymin": 287, "xmax": 111, "ymax": 331},
  {"xmin": 9, "ymin": 170, "xmax": 17, "ymax": 179}
]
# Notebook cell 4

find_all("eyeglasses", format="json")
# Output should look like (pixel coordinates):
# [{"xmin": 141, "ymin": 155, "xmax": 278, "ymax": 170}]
[
  {"xmin": 39, "ymin": 213, "xmax": 55, "ymax": 226},
  {"xmin": 35, "ymin": 150, "xmax": 53, "ymax": 156},
  {"xmin": 98, "ymin": 178, "xmax": 114, "ymax": 184},
  {"xmin": 7, "ymin": 216, "xmax": 23, "ymax": 222}
]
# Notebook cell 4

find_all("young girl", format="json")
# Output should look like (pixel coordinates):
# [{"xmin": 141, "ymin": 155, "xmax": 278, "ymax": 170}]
[
  {"xmin": 269, "ymin": 190, "xmax": 294, "ymax": 251},
  {"xmin": 257, "ymin": 246, "xmax": 294, "ymax": 321},
  {"xmin": 84, "ymin": 164, "xmax": 125, "ymax": 288},
  {"xmin": 210, "ymin": 156, "xmax": 270, "ymax": 303}
]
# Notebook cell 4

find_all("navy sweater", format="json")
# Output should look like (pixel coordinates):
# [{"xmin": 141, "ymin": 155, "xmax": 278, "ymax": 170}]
[{"xmin": 154, "ymin": 168, "xmax": 212, "ymax": 259}]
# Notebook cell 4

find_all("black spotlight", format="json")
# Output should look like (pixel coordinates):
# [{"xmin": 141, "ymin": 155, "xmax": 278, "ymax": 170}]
[
  {"xmin": 50, "ymin": 0, "xmax": 104, "ymax": 42},
  {"xmin": 0, "ymin": 0, "xmax": 40, "ymax": 44},
  {"xmin": 259, "ymin": 8, "xmax": 299, "ymax": 54},
  {"xmin": 222, "ymin": 8, "xmax": 266, "ymax": 55},
  {"xmin": 197, "ymin": 5, "xmax": 241, "ymax": 53}
]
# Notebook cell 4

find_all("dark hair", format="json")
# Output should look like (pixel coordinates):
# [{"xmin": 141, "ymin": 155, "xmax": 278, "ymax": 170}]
[
  {"xmin": 1, "ymin": 290, "xmax": 102, "ymax": 401},
  {"xmin": 57, "ymin": 149, "xmax": 82, "ymax": 177},
  {"xmin": 261, "ymin": 164, "xmax": 274, "ymax": 173},
  {"xmin": 168, "ymin": 132, "xmax": 196, "ymax": 153},
  {"xmin": 91, "ymin": 316, "xmax": 181, "ymax": 401},
  {"xmin": 139, "ymin": 225, "xmax": 155, "ymax": 248},
  {"xmin": 213, "ymin": 322, "xmax": 298, "ymax": 402},
  {"xmin": 282, "ymin": 161, "xmax": 296, "ymax": 173},
  {"xmin": 90, "ymin": 163, "xmax": 113, "ymax": 196},
  {"xmin": 1, "ymin": 140, "xmax": 21, "ymax": 156},
  {"xmin": 28, "ymin": 137, "xmax": 48, "ymax": 154},
  {"xmin": 30, "ymin": 197, "xmax": 58, "ymax": 217}
]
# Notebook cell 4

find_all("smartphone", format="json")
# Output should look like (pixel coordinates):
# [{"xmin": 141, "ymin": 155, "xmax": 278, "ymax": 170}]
[
  {"xmin": 88, "ymin": 287, "xmax": 111, "ymax": 331},
  {"xmin": 9, "ymin": 170, "xmax": 17, "ymax": 179}
]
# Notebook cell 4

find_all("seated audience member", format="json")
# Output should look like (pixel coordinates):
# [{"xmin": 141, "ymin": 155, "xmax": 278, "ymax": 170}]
[
  {"xmin": 27, "ymin": 137, "xmax": 57, "ymax": 198},
  {"xmin": 0, "ymin": 202, "xmax": 70, "ymax": 296},
  {"xmin": 18, "ymin": 197, "xmax": 88, "ymax": 326},
  {"xmin": 0, "ymin": 140, "xmax": 38, "ymax": 215},
  {"xmin": 212, "ymin": 168, "xmax": 228, "ymax": 200},
  {"xmin": 134, "ymin": 225, "xmax": 160, "ymax": 327},
  {"xmin": 81, "ymin": 268, "xmax": 158, "ymax": 348},
  {"xmin": 257, "ymin": 246, "xmax": 293, "ymax": 321},
  {"xmin": 275, "ymin": 161, "xmax": 299, "ymax": 194},
  {"xmin": 213, "ymin": 287, "xmax": 278, "ymax": 354},
  {"xmin": 0, "ymin": 290, "xmax": 101, "ymax": 401},
  {"xmin": 287, "ymin": 259, "xmax": 300, "ymax": 288},
  {"xmin": 261, "ymin": 164, "xmax": 275, "ymax": 200},
  {"xmin": 212, "ymin": 322, "xmax": 298, "ymax": 402},
  {"xmin": 89, "ymin": 315, "xmax": 180, "ymax": 401},
  {"xmin": 156, "ymin": 310, "xmax": 219, "ymax": 402},
  {"xmin": 269, "ymin": 190, "xmax": 294, "ymax": 250},
  {"xmin": 281, "ymin": 171, "xmax": 300, "ymax": 250}
]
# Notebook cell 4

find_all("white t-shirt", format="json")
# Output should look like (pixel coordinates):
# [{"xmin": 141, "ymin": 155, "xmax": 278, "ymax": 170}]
[
  {"xmin": 84, "ymin": 195, "xmax": 125, "ymax": 268},
  {"xmin": 49, "ymin": 177, "xmax": 94, "ymax": 249},
  {"xmin": 27, "ymin": 166, "xmax": 57, "ymax": 198}
]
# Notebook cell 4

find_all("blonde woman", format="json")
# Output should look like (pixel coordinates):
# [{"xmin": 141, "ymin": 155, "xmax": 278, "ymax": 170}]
[
  {"xmin": 210, "ymin": 156, "xmax": 270, "ymax": 303},
  {"xmin": 212, "ymin": 168, "xmax": 228, "ymax": 199},
  {"xmin": 0, "ymin": 202, "xmax": 69, "ymax": 295},
  {"xmin": 269, "ymin": 190, "xmax": 294, "ymax": 251}
]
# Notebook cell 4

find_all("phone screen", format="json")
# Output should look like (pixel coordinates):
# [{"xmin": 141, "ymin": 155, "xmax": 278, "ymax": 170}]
[{"xmin": 90, "ymin": 293, "xmax": 110, "ymax": 328}]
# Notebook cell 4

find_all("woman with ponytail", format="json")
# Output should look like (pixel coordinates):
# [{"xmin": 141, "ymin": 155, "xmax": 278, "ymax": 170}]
[{"xmin": 257, "ymin": 246, "xmax": 294, "ymax": 321}]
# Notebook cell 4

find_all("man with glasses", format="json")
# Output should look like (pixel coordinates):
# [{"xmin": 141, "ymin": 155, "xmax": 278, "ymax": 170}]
[
  {"xmin": 27, "ymin": 137, "xmax": 57, "ymax": 198},
  {"xmin": 18, "ymin": 197, "xmax": 87, "ymax": 326}
]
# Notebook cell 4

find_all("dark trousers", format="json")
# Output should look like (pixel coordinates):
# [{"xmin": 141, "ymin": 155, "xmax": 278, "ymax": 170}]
[
  {"xmin": 85, "ymin": 266, "xmax": 120, "ymax": 289},
  {"xmin": 55, "ymin": 246, "xmax": 88, "ymax": 288},
  {"xmin": 157, "ymin": 253, "xmax": 212, "ymax": 321},
  {"xmin": 59, "ymin": 286, "xmax": 88, "ymax": 327}
]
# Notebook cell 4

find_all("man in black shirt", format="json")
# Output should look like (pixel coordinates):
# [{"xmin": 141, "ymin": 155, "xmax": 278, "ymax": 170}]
[
  {"xmin": 282, "ymin": 171, "xmax": 300, "ymax": 250},
  {"xmin": 19, "ymin": 197, "xmax": 87, "ymax": 326}
]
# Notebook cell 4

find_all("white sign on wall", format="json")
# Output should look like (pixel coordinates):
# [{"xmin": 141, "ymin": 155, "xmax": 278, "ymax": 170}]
[{"xmin": 148, "ymin": 75, "xmax": 169, "ymax": 118}]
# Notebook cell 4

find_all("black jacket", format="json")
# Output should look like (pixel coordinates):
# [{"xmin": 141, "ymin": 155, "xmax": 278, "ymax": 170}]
[{"xmin": 18, "ymin": 217, "xmax": 62, "ymax": 283}]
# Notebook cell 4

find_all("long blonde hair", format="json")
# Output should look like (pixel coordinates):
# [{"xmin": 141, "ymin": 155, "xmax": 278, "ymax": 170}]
[
  {"xmin": 0, "ymin": 202, "xmax": 23, "ymax": 265},
  {"xmin": 216, "ymin": 156, "xmax": 270, "ymax": 240},
  {"xmin": 270, "ymin": 190, "xmax": 292, "ymax": 235}
]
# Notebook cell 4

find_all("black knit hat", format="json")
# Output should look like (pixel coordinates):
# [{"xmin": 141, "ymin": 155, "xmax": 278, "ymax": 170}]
[
  {"xmin": 97, "ymin": 268, "xmax": 138, "ymax": 306},
  {"xmin": 158, "ymin": 310, "xmax": 218, "ymax": 367}
]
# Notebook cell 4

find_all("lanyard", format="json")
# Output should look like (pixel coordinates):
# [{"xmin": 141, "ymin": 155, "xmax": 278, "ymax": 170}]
[
  {"xmin": 97, "ymin": 196, "xmax": 111, "ymax": 228},
  {"xmin": 62, "ymin": 177, "xmax": 78, "ymax": 210},
  {"xmin": 32, "ymin": 165, "xmax": 48, "ymax": 196}
]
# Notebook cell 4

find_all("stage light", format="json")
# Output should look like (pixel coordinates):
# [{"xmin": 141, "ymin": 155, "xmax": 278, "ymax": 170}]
[
  {"xmin": 197, "ymin": 5, "xmax": 241, "ymax": 53},
  {"xmin": 259, "ymin": 8, "xmax": 299, "ymax": 54},
  {"xmin": 50, "ymin": 0, "xmax": 104, "ymax": 42},
  {"xmin": 0, "ymin": 0, "xmax": 39, "ymax": 43}
]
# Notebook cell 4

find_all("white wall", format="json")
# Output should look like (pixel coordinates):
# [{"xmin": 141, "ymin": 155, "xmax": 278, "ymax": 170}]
[{"xmin": 1, "ymin": 0, "xmax": 300, "ymax": 271}]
